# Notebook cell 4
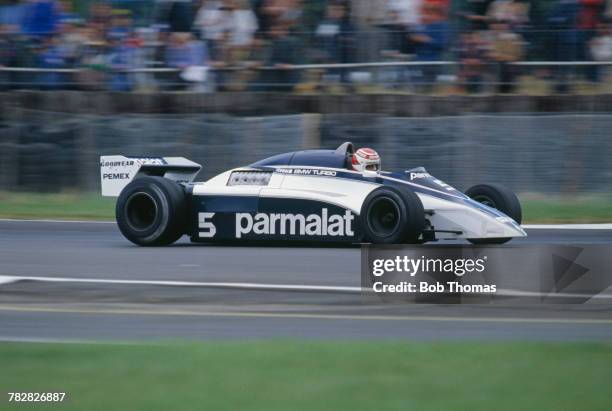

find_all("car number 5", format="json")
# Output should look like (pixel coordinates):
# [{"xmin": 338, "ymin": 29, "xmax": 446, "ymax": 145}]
[{"xmin": 198, "ymin": 212, "xmax": 217, "ymax": 238}]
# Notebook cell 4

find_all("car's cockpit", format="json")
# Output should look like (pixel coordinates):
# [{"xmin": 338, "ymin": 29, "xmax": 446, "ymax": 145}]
[{"xmin": 250, "ymin": 142, "xmax": 359, "ymax": 171}]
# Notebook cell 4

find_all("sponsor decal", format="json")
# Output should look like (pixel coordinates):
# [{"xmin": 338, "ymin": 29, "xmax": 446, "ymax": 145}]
[
  {"xmin": 432, "ymin": 178, "xmax": 455, "ymax": 191},
  {"xmin": 235, "ymin": 208, "xmax": 354, "ymax": 239},
  {"xmin": 228, "ymin": 171, "xmax": 272, "ymax": 186},
  {"xmin": 102, "ymin": 173, "xmax": 130, "ymax": 180},
  {"xmin": 409, "ymin": 172, "xmax": 455, "ymax": 191},
  {"xmin": 495, "ymin": 216, "xmax": 514, "ymax": 223},
  {"xmin": 275, "ymin": 168, "xmax": 337, "ymax": 177},
  {"xmin": 409, "ymin": 172, "xmax": 429, "ymax": 180},
  {"xmin": 100, "ymin": 160, "xmax": 135, "ymax": 167},
  {"xmin": 135, "ymin": 158, "xmax": 166, "ymax": 165},
  {"xmin": 101, "ymin": 157, "xmax": 166, "ymax": 168}
]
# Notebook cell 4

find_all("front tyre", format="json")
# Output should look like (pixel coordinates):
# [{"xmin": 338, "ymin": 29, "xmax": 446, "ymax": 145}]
[
  {"xmin": 116, "ymin": 176, "xmax": 187, "ymax": 246},
  {"xmin": 465, "ymin": 183, "xmax": 522, "ymax": 245},
  {"xmin": 360, "ymin": 187, "xmax": 425, "ymax": 244}
]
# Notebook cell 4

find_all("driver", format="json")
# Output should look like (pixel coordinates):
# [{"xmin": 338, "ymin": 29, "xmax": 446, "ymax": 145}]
[{"xmin": 351, "ymin": 147, "xmax": 381, "ymax": 172}]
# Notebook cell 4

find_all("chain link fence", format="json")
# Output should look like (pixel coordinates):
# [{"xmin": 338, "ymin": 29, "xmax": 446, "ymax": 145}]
[
  {"xmin": 1, "ymin": 110, "xmax": 611, "ymax": 196},
  {"xmin": 321, "ymin": 113, "xmax": 612, "ymax": 194}
]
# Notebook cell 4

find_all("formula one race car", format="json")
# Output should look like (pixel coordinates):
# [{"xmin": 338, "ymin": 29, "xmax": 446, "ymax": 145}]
[{"xmin": 100, "ymin": 142, "xmax": 526, "ymax": 246}]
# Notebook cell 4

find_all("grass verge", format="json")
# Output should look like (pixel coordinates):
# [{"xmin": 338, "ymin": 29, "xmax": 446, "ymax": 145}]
[
  {"xmin": 0, "ymin": 192, "xmax": 115, "ymax": 220},
  {"xmin": 521, "ymin": 196, "xmax": 612, "ymax": 223},
  {"xmin": 1, "ymin": 341, "xmax": 611, "ymax": 411},
  {"xmin": 0, "ymin": 192, "xmax": 610, "ymax": 223}
]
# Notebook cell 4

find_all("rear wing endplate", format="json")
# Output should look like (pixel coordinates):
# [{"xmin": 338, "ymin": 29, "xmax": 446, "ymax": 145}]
[{"xmin": 100, "ymin": 156, "xmax": 201, "ymax": 197}]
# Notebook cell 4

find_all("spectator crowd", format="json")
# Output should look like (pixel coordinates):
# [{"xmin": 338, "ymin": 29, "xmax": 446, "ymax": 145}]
[{"xmin": 0, "ymin": 0, "xmax": 611, "ymax": 93}]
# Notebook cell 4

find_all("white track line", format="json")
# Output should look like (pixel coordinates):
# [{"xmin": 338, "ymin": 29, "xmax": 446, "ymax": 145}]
[
  {"xmin": 0, "ymin": 276, "xmax": 17, "ymax": 286},
  {"xmin": 0, "ymin": 218, "xmax": 114, "ymax": 224},
  {"xmin": 0, "ymin": 275, "xmax": 362, "ymax": 293},
  {"xmin": 494, "ymin": 288, "xmax": 612, "ymax": 300},
  {"xmin": 523, "ymin": 224, "xmax": 612, "ymax": 230},
  {"xmin": 2, "ymin": 275, "xmax": 612, "ymax": 300}
]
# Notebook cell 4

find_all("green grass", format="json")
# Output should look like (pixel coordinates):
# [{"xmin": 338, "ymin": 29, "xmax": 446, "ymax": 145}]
[
  {"xmin": 0, "ymin": 192, "xmax": 610, "ymax": 223},
  {"xmin": 522, "ymin": 196, "xmax": 612, "ymax": 223},
  {"xmin": 1, "ymin": 341, "xmax": 611, "ymax": 410},
  {"xmin": 0, "ymin": 192, "xmax": 115, "ymax": 220}
]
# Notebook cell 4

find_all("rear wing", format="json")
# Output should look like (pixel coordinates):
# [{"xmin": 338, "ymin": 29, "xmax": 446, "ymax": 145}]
[{"xmin": 100, "ymin": 156, "xmax": 202, "ymax": 197}]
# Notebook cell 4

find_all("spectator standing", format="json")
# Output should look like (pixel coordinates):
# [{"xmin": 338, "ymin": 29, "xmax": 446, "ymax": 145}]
[
  {"xmin": 56, "ymin": 0, "xmax": 79, "ymax": 26},
  {"xmin": 0, "ymin": 0, "xmax": 24, "ymax": 88},
  {"xmin": 387, "ymin": 0, "xmax": 423, "ymax": 27},
  {"xmin": 0, "ymin": 0, "xmax": 26, "ymax": 34},
  {"xmin": 194, "ymin": 0, "xmax": 225, "ymax": 59},
  {"xmin": 21, "ymin": 0, "xmax": 59, "ymax": 37},
  {"xmin": 410, "ymin": 2, "xmax": 450, "ymax": 90},
  {"xmin": 377, "ymin": 8, "xmax": 414, "ymax": 88},
  {"xmin": 105, "ymin": 9, "xmax": 138, "ymax": 91},
  {"xmin": 488, "ymin": 19, "xmax": 524, "ymax": 93},
  {"xmin": 314, "ymin": 2, "xmax": 355, "ymax": 83},
  {"xmin": 380, "ymin": 9, "xmax": 412, "ymax": 56},
  {"xmin": 257, "ymin": 23, "xmax": 300, "ymax": 91},
  {"xmin": 54, "ymin": 23, "xmax": 86, "ymax": 90},
  {"xmin": 300, "ymin": 0, "xmax": 327, "ymax": 32},
  {"xmin": 457, "ymin": 31, "xmax": 487, "ymax": 93},
  {"xmin": 350, "ymin": 0, "xmax": 387, "ymax": 27},
  {"xmin": 55, "ymin": 2, "xmax": 85, "ymax": 68},
  {"xmin": 577, "ymin": 0, "xmax": 605, "ymax": 82},
  {"xmin": 165, "ymin": 32, "xmax": 210, "ymax": 90},
  {"xmin": 107, "ymin": 36, "xmax": 136, "ymax": 91},
  {"xmin": 252, "ymin": 0, "xmax": 274, "ymax": 35},
  {"xmin": 165, "ymin": 0, "xmax": 197, "ymax": 33},
  {"xmin": 486, "ymin": 0, "xmax": 530, "ymax": 27},
  {"xmin": 459, "ymin": 0, "xmax": 494, "ymax": 31},
  {"xmin": 223, "ymin": 0, "xmax": 259, "ymax": 89},
  {"xmin": 108, "ymin": 9, "xmax": 132, "ymax": 41},
  {"xmin": 485, "ymin": 0, "xmax": 531, "ymax": 56},
  {"xmin": 225, "ymin": 0, "xmax": 258, "ymax": 58},
  {"xmin": 0, "ymin": 25, "xmax": 16, "ymax": 89},
  {"xmin": 194, "ymin": 0, "xmax": 257, "ymax": 89},
  {"xmin": 258, "ymin": 0, "xmax": 303, "ymax": 37},
  {"xmin": 89, "ymin": 2, "xmax": 111, "ymax": 33},
  {"xmin": 590, "ymin": 20, "xmax": 612, "ymax": 82},
  {"xmin": 37, "ymin": 35, "xmax": 66, "ymax": 88},
  {"xmin": 547, "ymin": 0, "xmax": 579, "ymax": 92}
]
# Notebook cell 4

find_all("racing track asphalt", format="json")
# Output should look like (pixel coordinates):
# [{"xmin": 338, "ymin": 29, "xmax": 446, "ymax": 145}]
[{"xmin": 1, "ymin": 219, "xmax": 612, "ymax": 342}]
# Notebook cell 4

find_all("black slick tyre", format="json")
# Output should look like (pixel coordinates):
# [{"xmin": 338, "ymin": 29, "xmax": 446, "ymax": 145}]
[
  {"xmin": 360, "ymin": 187, "xmax": 425, "ymax": 244},
  {"xmin": 116, "ymin": 176, "xmax": 187, "ymax": 246}
]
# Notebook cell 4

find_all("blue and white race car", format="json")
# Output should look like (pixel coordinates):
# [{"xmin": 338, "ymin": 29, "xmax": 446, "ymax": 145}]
[{"xmin": 100, "ymin": 142, "xmax": 526, "ymax": 246}]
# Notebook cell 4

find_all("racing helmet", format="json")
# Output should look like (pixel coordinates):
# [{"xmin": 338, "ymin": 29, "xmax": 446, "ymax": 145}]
[{"xmin": 351, "ymin": 148, "xmax": 381, "ymax": 172}]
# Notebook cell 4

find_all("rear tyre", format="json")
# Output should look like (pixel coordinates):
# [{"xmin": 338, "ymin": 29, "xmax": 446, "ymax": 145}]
[
  {"xmin": 465, "ymin": 183, "xmax": 522, "ymax": 245},
  {"xmin": 360, "ymin": 187, "xmax": 425, "ymax": 244},
  {"xmin": 116, "ymin": 176, "xmax": 187, "ymax": 246}
]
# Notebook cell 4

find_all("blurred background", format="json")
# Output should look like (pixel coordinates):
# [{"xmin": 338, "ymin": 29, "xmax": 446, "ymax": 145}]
[
  {"xmin": 0, "ymin": 0, "xmax": 611, "ymax": 207},
  {"xmin": 2, "ymin": 0, "xmax": 612, "ymax": 93}
]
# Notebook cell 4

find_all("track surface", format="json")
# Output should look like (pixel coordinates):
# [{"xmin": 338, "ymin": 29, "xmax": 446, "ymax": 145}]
[
  {"xmin": 2, "ymin": 220, "xmax": 612, "ymax": 285},
  {"xmin": 1, "ymin": 220, "xmax": 612, "ymax": 342}
]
